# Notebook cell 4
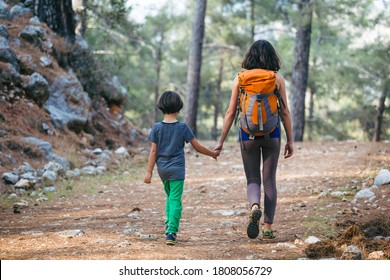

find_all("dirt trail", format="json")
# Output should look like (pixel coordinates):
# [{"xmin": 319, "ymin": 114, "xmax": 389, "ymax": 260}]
[{"xmin": 0, "ymin": 141, "xmax": 389, "ymax": 260}]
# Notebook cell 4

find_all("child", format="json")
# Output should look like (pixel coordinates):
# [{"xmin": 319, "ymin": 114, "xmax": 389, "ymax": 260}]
[{"xmin": 144, "ymin": 90, "xmax": 220, "ymax": 246}]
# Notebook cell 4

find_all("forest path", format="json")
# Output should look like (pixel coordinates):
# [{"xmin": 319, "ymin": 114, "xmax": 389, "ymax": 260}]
[{"xmin": 0, "ymin": 141, "xmax": 388, "ymax": 260}]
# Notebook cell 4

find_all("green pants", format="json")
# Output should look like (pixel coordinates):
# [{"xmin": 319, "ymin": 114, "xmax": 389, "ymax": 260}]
[{"xmin": 163, "ymin": 180, "xmax": 184, "ymax": 234}]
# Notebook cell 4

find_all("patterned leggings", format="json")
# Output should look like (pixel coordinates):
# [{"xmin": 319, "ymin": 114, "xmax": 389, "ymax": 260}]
[{"xmin": 240, "ymin": 138, "xmax": 280, "ymax": 224}]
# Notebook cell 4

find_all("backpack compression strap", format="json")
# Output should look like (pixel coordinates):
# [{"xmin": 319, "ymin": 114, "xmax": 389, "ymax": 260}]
[
  {"xmin": 273, "ymin": 86, "xmax": 286, "ymax": 126},
  {"xmin": 255, "ymin": 91, "xmax": 275, "ymax": 132},
  {"xmin": 234, "ymin": 87, "xmax": 245, "ymax": 127}
]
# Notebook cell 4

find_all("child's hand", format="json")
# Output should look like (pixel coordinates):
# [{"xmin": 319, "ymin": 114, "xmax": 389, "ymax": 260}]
[
  {"xmin": 212, "ymin": 150, "xmax": 221, "ymax": 159},
  {"xmin": 144, "ymin": 172, "xmax": 152, "ymax": 184}
]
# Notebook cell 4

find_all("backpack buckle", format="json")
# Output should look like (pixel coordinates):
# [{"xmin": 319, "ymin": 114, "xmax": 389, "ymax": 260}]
[{"xmin": 249, "ymin": 134, "xmax": 255, "ymax": 140}]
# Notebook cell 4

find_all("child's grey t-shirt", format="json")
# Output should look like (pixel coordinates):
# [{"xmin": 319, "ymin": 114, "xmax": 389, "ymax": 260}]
[{"xmin": 148, "ymin": 121, "xmax": 195, "ymax": 181}]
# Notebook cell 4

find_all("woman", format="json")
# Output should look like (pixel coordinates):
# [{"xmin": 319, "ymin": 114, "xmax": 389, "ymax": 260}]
[{"xmin": 214, "ymin": 40, "xmax": 294, "ymax": 239}]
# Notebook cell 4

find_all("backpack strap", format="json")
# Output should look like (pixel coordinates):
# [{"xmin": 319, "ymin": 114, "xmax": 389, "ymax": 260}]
[
  {"xmin": 273, "ymin": 86, "xmax": 286, "ymax": 126},
  {"xmin": 234, "ymin": 87, "xmax": 245, "ymax": 127},
  {"xmin": 274, "ymin": 86, "xmax": 286, "ymax": 109}
]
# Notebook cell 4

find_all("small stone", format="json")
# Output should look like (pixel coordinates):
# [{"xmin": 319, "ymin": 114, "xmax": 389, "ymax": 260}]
[
  {"xmin": 331, "ymin": 191, "xmax": 345, "ymax": 197},
  {"xmin": 305, "ymin": 236, "xmax": 320, "ymax": 244},
  {"xmin": 39, "ymin": 56, "xmax": 52, "ymax": 67},
  {"xmin": 8, "ymin": 193, "xmax": 18, "ymax": 199},
  {"xmin": 13, "ymin": 200, "xmax": 29, "ymax": 213},
  {"xmin": 374, "ymin": 169, "xmax": 390, "ymax": 186},
  {"xmin": 116, "ymin": 240, "xmax": 130, "ymax": 248},
  {"xmin": 43, "ymin": 186, "xmax": 57, "ymax": 192},
  {"xmin": 36, "ymin": 196, "xmax": 48, "ymax": 203},
  {"xmin": 58, "ymin": 229, "xmax": 85, "ymax": 238},
  {"xmin": 211, "ymin": 210, "xmax": 246, "ymax": 216},
  {"xmin": 114, "ymin": 147, "xmax": 129, "ymax": 157},
  {"xmin": 82, "ymin": 166, "xmax": 98, "ymax": 175},
  {"xmin": 21, "ymin": 230, "xmax": 44, "ymax": 236},
  {"xmin": 137, "ymin": 233, "xmax": 157, "ymax": 240},
  {"xmin": 367, "ymin": 251, "xmax": 385, "ymax": 260},
  {"xmin": 341, "ymin": 245, "xmax": 362, "ymax": 260},
  {"xmin": 3, "ymin": 172, "xmax": 20, "ymax": 184},
  {"xmin": 355, "ymin": 189, "xmax": 375, "ymax": 199},
  {"xmin": 14, "ymin": 178, "xmax": 34, "ymax": 189},
  {"xmin": 92, "ymin": 148, "xmax": 103, "ymax": 154},
  {"xmin": 351, "ymin": 207, "xmax": 359, "ymax": 213},
  {"xmin": 342, "ymin": 208, "xmax": 353, "ymax": 214},
  {"xmin": 276, "ymin": 243, "xmax": 297, "ymax": 249}
]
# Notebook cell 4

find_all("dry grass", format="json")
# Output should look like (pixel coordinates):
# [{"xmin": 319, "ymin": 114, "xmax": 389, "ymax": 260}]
[{"xmin": 305, "ymin": 212, "xmax": 390, "ymax": 259}]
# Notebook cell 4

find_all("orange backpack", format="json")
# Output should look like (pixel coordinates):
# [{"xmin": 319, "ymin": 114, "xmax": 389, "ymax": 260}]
[{"xmin": 235, "ymin": 69, "xmax": 285, "ymax": 139}]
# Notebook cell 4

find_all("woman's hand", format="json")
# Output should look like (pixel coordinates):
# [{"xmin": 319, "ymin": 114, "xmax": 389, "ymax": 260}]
[
  {"xmin": 213, "ymin": 142, "xmax": 223, "ymax": 153},
  {"xmin": 284, "ymin": 142, "xmax": 294, "ymax": 158}
]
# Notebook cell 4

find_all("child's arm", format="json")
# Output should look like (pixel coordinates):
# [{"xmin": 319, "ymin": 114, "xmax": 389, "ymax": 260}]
[
  {"xmin": 189, "ymin": 138, "xmax": 220, "ymax": 159},
  {"xmin": 144, "ymin": 142, "xmax": 157, "ymax": 183}
]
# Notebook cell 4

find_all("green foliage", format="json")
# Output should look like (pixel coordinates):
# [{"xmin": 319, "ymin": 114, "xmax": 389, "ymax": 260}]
[{"xmin": 83, "ymin": 0, "xmax": 388, "ymax": 141}]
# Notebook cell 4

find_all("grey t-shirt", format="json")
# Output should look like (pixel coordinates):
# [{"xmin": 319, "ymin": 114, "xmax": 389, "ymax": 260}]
[{"xmin": 148, "ymin": 121, "xmax": 195, "ymax": 181}]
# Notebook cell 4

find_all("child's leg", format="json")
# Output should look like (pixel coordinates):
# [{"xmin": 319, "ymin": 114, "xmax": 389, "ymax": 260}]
[
  {"xmin": 163, "ymin": 180, "xmax": 171, "ymax": 229},
  {"xmin": 163, "ymin": 180, "xmax": 184, "ymax": 234}
]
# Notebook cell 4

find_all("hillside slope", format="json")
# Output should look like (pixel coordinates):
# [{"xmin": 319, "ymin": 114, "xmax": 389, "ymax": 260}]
[{"xmin": 0, "ymin": 1, "xmax": 146, "ymax": 193}]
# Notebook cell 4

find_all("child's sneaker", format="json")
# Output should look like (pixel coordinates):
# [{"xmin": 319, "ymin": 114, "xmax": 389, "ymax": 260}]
[
  {"xmin": 165, "ymin": 233, "xmax": 177, "ymax": 246},
  {"xmin": 247, "ymin": 209, "xmax": 262, "ymax": 239},
  {"xmin": 262, "ymin": 229, "xmax": 275, "ymax": 240}
]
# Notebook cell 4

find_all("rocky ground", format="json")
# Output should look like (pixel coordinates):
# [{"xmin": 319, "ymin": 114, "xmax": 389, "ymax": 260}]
[{"xmin": 1, "ymin": 141, "xmax": 389, "ymax": 260}]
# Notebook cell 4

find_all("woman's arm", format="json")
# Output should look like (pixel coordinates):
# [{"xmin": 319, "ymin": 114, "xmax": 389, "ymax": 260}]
[
  {"xmin": 276, "ymin": 74, "xmax": 294, "ymax": 158},
  {"xmin": 214, "ymin": 77, "xmax": 240, "ymax": 151},
  {"xmin": 144, "ymin": 142, "xmax": 157, "ymax": 183}
]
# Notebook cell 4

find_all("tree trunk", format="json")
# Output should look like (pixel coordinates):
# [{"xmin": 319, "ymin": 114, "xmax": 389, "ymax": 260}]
[
  {"xmin": 307, "ymin": 86, "xmax": 315, "ymax": 141},
  {"xmin": 34, "ymin": 0, "xmax": 76, "ymax": 41},
  {"xmin": 213, "ymin": 58, "xmax": 224, "ymax": 140},
  {"xmin": 250, "ymin": 0, "xmax": 255, "ymax": 42},
  {"xmin": 373, "ymin": 77, "xmax": 389, "ymax": 141},
  {"xmin": 80, "ymin": 0, "xmax": 88, "ymax": 36},
  {"xmin": 185, "ymin": 0, "xmax": 207, "ymax": 136},
  {"xmin": 154, "ymin": 34, "xmax": 164, "ymax": 123},
  {"xmin": 290, "ymin": 0, "xmax": 313, "ymax": 142},
  {"xmin": 307, "ymin": 56, "xmax": 317, "ymax": 142}
]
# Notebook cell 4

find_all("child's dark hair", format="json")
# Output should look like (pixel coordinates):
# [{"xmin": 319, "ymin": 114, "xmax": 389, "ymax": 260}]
[
  {"xmin": 241, "ymin": 40, "xmax": 281, "ymax": 71},
  {"xmin": 157, "ymin": 91, "xmax": 183, "ymax": 114}
]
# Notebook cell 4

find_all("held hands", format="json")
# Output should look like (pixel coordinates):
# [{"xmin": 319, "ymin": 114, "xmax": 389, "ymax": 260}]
[
  {"xmin": 212, "ymin": 142, "xmax": 223, "ymax": 160},
  {"xmin": 284, "ymin": 142, "xmax": 294, "ymax": 158},
  {"xmin": 213, "ymin": 142, "xmax": 223, "ymax": 152},
  {"xmin": 211, "ymin": 149, "xmax": 221, "ymax": 160}
]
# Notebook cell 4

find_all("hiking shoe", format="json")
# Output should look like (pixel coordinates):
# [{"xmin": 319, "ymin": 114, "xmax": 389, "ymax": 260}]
[
  {"xmin": 247, "ymin": 209, "xmax": 262, "ymax": 239},
  {"xmin": 165, "ymin": 233, "xmax": 177, "ymax": 246},
  {"xmin": 262, "ymin": 229, "xmax": 275, "ymax": 240}
]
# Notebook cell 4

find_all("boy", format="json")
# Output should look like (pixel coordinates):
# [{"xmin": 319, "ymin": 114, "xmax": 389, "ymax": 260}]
[{"xmin": 144, "ymin": 91, "xmax": 220, "ymax": 245}]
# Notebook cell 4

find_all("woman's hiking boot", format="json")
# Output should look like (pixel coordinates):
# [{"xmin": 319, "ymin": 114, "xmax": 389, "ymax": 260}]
[
  {"xmin": 247, "ymin": 209, "xmax": 262, "ymax": 239},
  {"xmin": 262, "ymin": 229, "xmax": 275, "ymax": 240}
]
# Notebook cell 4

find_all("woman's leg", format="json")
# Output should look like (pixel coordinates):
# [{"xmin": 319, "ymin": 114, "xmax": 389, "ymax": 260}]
[
  {"xmin": 261, "ymin": 138, "xmax": 280, "ymax": 228},
  {"xmin": 240, "ymin": 140, "xmax": 262, "ymax": 209}
]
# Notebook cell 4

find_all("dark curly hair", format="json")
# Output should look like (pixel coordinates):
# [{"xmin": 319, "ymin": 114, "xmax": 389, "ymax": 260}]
[
  {"xmin": 241, "ymin": 40, "xmax": 281, "ymax": 71},
  {"xmin": 157, "ymin": 91, "xmax": 183, "ymax": 114}
]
